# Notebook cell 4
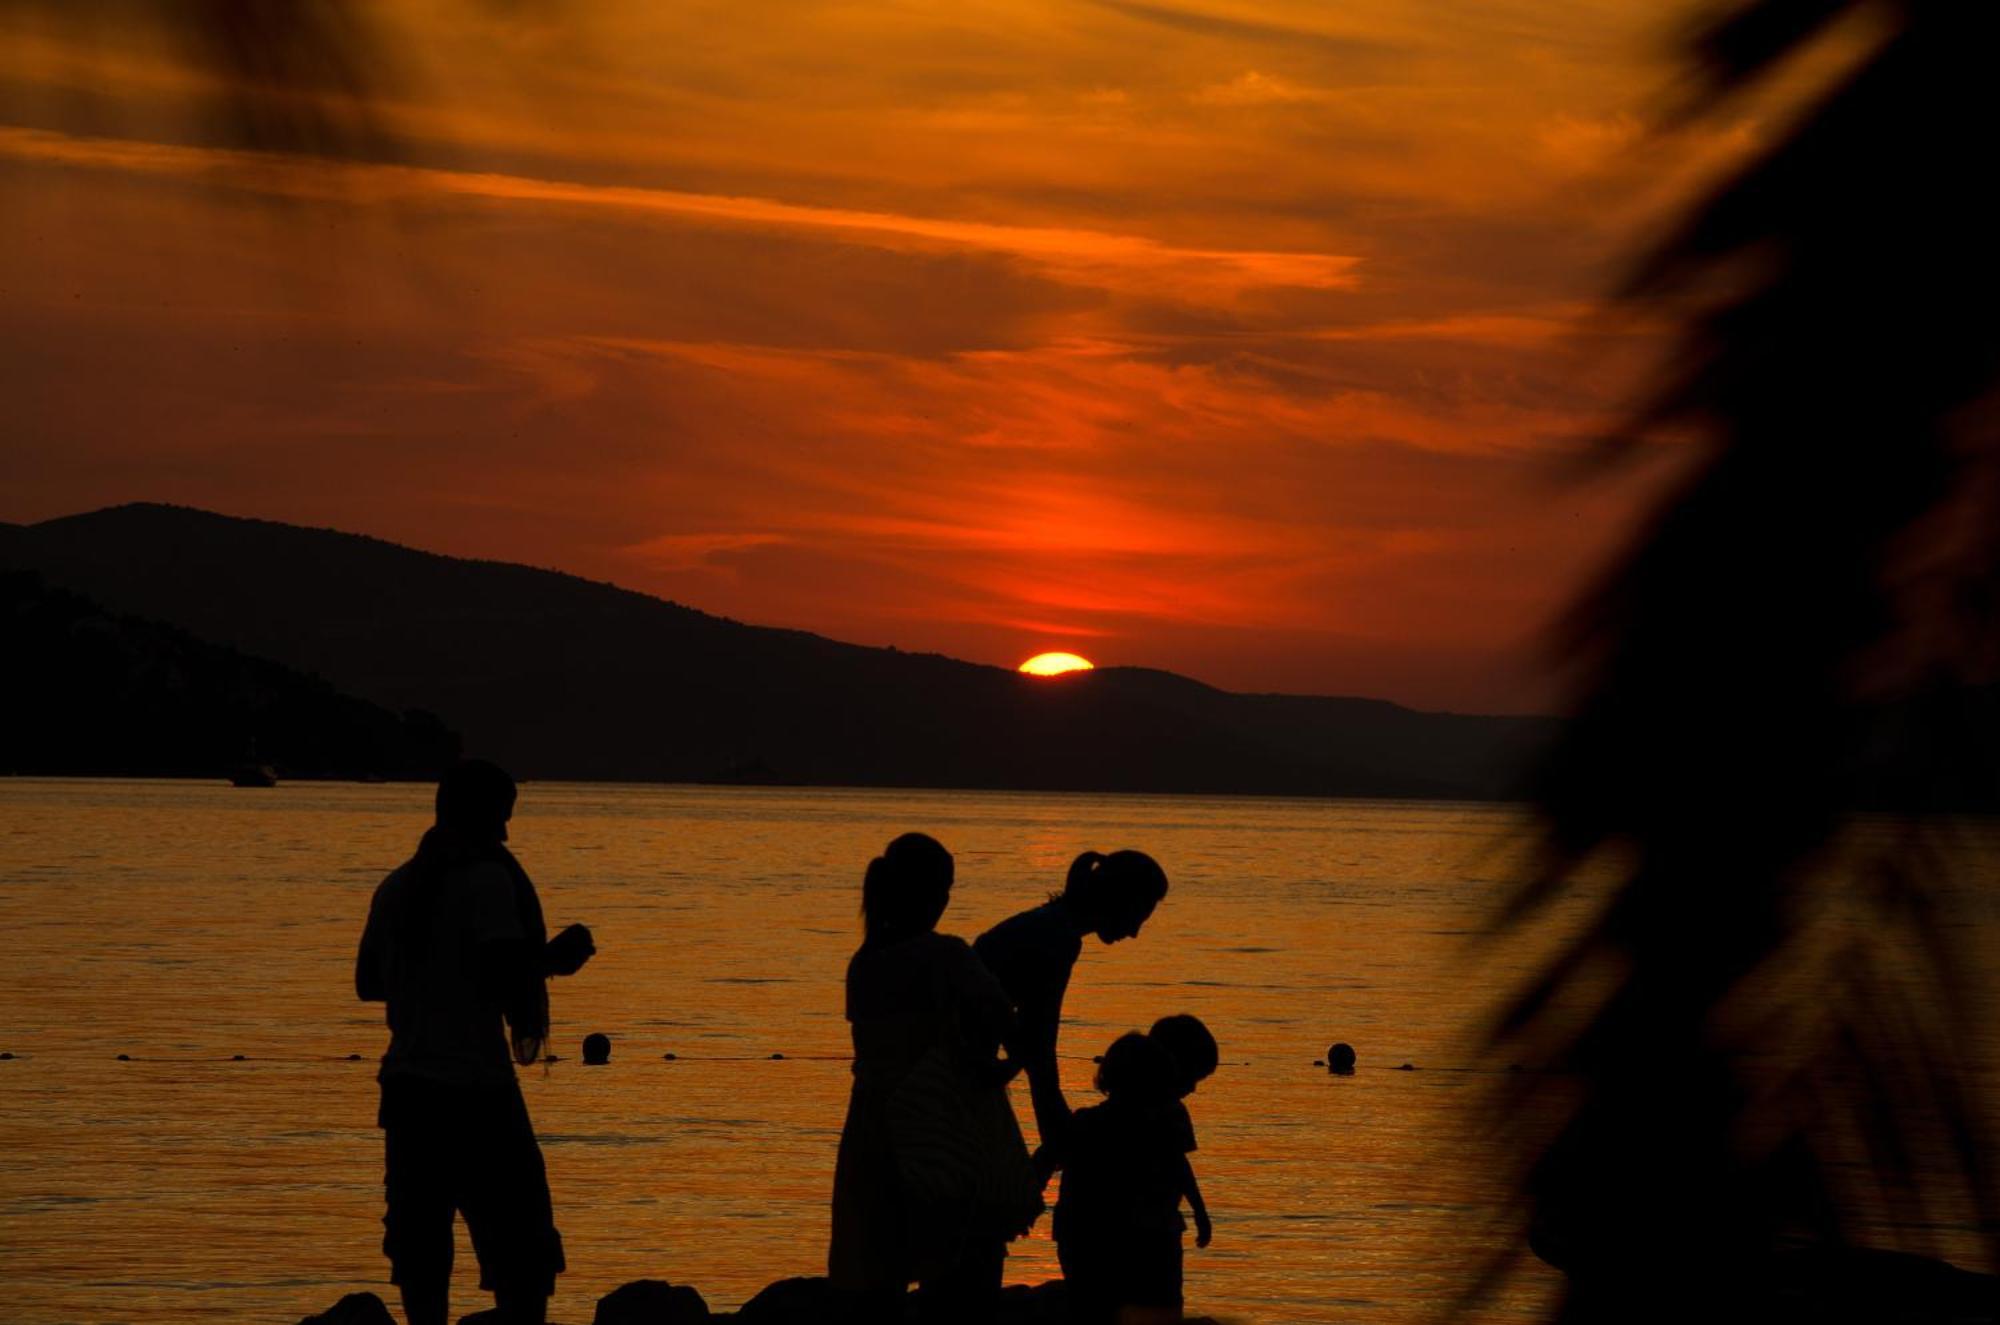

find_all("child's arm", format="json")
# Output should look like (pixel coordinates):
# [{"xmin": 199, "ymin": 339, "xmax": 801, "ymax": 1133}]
[
  {"xmin": 1030, "ymin": 1107, "xmax": 1072, "ymax": 1186},
  {"xmin": 1176, "ymin": 1154, "xmax": 1212, "ymax": 1247}
]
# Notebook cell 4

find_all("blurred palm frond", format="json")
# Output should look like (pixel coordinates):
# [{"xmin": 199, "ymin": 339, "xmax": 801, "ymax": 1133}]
[{"xmin": 1487, "ymin": 0, "xmax": 2000, "ymax": 1320}]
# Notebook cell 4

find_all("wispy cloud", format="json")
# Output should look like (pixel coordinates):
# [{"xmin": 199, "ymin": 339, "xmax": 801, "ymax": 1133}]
[
  {"xmin": 1193, "ymin": 71, "xmax": 1335, "ymax": 106},
  {"xmin": 0, "ymin": 127, "xmax": 1359, "ymax": 303},
  {"xmin": 621, "ymin": 530, "xmax": 791, "ymax": 572},
  {"xmin": 1086, "ymin": 0, "xmax": 1405, "ymax": 60}
]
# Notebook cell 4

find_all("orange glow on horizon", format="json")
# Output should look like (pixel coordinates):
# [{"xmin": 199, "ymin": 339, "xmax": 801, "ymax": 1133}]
[
  {"xmin": 1019, "ymin": 651, "xmax": 1095, "ymax": 677},
  {"xmin": 0, "ymin": 2, "xmax": 1703, "ymax": 712}
]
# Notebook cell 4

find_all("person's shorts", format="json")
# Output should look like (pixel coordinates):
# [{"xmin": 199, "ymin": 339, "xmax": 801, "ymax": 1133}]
[{"xmin": 378, "ymin": 1074, "xmax": 565, "ymax": 1296}]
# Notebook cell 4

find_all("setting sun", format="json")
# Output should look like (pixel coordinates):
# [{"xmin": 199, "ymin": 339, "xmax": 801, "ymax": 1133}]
[{"xmin": 1018, "ymin": 651, "xmax": 1095, "ymax": 677}]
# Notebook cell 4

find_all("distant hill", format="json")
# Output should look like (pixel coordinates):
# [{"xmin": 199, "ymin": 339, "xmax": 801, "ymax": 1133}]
[
  {"xmin": 1, "ymin": 503, "xmax": 1551, "ymax": 797},
  {"xmin": 2, "ymin": 569, "xmax": 461, "ymax": 779}
]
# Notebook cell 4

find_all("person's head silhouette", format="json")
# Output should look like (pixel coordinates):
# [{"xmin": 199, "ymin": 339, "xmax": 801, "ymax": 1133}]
[
  {"xmin": 1063, "ymin": 849, "xmax": 1168, "ymax": 944},
  {"xmin": 435, "ymin": 759, "xmax": 516, "ymax": 844},
  {"xmin": 1094, "ymin": 1030, "xmax": 1175, "ymax": 1102},
  {"xmin": 1148, "ymin": 1013, "xmax": 1219, "ymax": 1097},
  {"xmin": 861, "ymin": 832, "xmax": 954, "ymax": 945}
]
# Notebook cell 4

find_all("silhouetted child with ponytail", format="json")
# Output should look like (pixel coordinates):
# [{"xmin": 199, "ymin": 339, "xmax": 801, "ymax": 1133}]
[{"xmin": 1053, "ymin": 1028, "xmax": 1214, "ymax": 1324}]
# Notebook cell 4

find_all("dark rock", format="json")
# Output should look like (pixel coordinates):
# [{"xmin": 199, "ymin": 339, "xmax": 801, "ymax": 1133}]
[
  {"xmin": 995, "ymin": 1279, "xmax": 1068, "ymax": 1324},
  {"xmin": 297, "ymin": 1291, "xmax": 395, "ymax": 1325},
  {"xmin": 583, "ymin": 1032, "xmax": 612, "ymax": 1066},
  {"xmin": 734, "ymin": 1277, "xmax": 837, "ymax": 1324},
  {"xmin": 1326, "ymin": 1042, "xmax": 1356, "ymax": 1075},
  {"xmin": 897, "ymin": 1278, "xmax": 1069, "ymax": 1325},
  {"xmin": 1771, "ymin": 1247, "xmax": 2000, "ymax": 1322},
  {"xmin": 594, "ymin": 1278, "xmax": 710, "ymax": 1324}
]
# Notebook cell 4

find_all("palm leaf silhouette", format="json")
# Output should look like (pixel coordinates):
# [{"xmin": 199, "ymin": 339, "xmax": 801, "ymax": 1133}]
[
  {"xmin": 2, "ymin": 0, "xmax": 403, "ymax": 159},
  {"xmin": 1486, "ymin": 2, "xmax": 2000, "ymax": 1319}
]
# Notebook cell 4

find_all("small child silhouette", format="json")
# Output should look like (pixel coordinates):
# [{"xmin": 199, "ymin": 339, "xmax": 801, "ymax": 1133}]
[{"xmin": 1053, "ymin": 1025, "xmax": 1215, "ymax": 1323}]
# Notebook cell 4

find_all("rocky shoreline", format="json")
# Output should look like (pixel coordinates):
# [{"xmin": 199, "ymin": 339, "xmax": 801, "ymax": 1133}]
[{"xmin": 299, "ymin": 1273, "xmax": 1225, "ymax": 1325}]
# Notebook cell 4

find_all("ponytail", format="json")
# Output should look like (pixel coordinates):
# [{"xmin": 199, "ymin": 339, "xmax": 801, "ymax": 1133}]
[
  {"xmin": 1063, "ymin": 850, "xmax": 1106, "ymax": 901},
  {"xmin": 860, "ymin": 853, "xmax": 895, "ymax": 941}
]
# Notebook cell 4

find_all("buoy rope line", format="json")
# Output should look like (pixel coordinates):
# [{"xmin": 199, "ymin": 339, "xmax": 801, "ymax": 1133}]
[{"xmin": 11, "ymin": 1052, "xmax": 1454, "ymax": 1069}]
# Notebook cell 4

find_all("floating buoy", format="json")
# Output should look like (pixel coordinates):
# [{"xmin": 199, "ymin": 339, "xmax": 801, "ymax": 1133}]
[
  {"xmin": 770, "ymin": 1052, "xmax": 786, "ymax": 1060},
  {"xmin": 583, "ymin": 1033, "xmax": 611, "ymax": 1066},
  {"xmin": 0, "ymin": 1051, "xmax": 15, "ymax": 1060},
  {"xmin": 116, "ymin": 1054, "xmax": 131, "ymax": 1061},
  {"xmin": 232, "ymin": 1054, "xmax": 248, "ymax": 1061},
  {"xmin": 1396, "ymin": 1062, "xmax": 1416, "ymax": 1071},
  {"xmin": 1326, "ymin": 1043, "xmax": 1357, "ymax": 1075},
  {"xmin": 662, "ymin": 1052, "xmax": 678, "ymax": 1061},
  {"xmin": 347, "ymin": 1053, "xmax": 363, "ymax": 1061},
  {"xmin": 544, "ymin": 1055, "xmax": 562, "ymax": 1063}
]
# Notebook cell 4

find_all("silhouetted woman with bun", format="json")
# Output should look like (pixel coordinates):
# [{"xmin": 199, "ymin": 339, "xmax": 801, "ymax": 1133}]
[
  {"xmin": 974, "ymin": 850, "xmax": 1170, "ymax": 1150},
  {"xmin": 829, "ymin": 833, "xmax": 1042, "ymax": 1324}
]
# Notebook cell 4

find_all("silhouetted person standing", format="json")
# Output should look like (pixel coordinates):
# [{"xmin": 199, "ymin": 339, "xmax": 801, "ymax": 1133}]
[
  {"xmin": 1055, "ymin": 1031, "xmax": 1213, "ymax": 1324},
  {"xmin": 356, "ymin": 760, "xmax": 595, "ymax": 1325},
  {"xmin": 975, "ymin": 851, "xmax": 1169, "ymax": 1151},
  {"xmin": 829, "ymin": 833, "xmax": 1041, "ymax": 1325}
]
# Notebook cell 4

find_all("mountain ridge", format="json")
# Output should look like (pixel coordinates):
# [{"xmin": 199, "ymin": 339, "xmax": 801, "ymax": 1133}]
[
  {"xmin": 2, "ymin": 503, "xmax": 1548, "ymax": 796},
  {"xmin": 3, "ymin": 568, "xmax": 460, "ymax": 779}
]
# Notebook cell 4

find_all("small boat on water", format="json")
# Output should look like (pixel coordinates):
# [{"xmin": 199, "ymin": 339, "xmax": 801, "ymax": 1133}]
[{"xmin": 229, "ymin": 735, "xmax": 278, "ymax": 787}]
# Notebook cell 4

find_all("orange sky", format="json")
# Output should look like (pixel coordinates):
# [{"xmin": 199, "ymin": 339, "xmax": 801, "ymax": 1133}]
[{"xmin": 0, "ymin": 2, "xmax": 1766, "ymax": 710}]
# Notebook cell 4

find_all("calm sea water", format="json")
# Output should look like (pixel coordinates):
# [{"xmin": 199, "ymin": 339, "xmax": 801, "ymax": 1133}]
[{"xmin": 0, "ymin": 778, "xmax": 1760, "ymax": 1322}]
